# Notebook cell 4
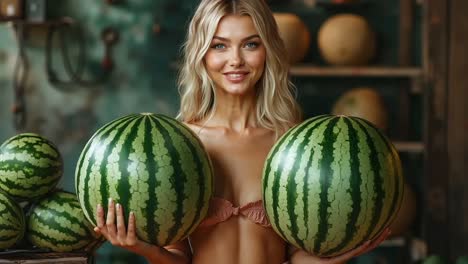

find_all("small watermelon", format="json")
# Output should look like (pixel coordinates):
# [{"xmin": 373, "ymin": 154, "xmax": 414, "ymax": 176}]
[
  {"xmin": 263, "ymin": 115, "xmax": 404, "ymax": 257},
  {"xmin": 0, "ymin": 133, "xmax": 63, "ymax": 201},
  {"xmin": 75, "ymin": 113, "xmax": 214, "ymax": 246},
  {"xmin": 423, "ymin": 255, "xmax": 448, "ymax": 264},
  {"xmin": 0, "ymin": 190, "xmax": 25, "ymax": 249},
  {"xmin": 27, "ymin": 190, "xmax": 101, "ymax": 252},
  {"xmin": 456, "ymin": 256, "xmax": 468, "ymax": 264}
]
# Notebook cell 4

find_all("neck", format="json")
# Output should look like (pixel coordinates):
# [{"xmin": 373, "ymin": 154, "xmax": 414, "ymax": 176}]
[{"xmin": 208, "ymin": 90, "xmax": 258, "ymax": 133}]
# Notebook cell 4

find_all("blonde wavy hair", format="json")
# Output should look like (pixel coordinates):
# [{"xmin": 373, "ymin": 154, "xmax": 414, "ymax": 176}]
[{"xmin": 177, "ymin": 0, "xmax": 302, "ymax": 136}]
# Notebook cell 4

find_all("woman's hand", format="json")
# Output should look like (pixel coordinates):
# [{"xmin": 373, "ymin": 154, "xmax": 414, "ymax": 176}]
[
  {"xmin": 94, "ymin": 198, "xmax": 152, "ymax": 253},
  {"xmin": 94, "ymin": 198, "xmax": 190, "ymax": 264},
  {"xmin": 289, "ymin": 228, "xmax": 391, "ymax": 264}
]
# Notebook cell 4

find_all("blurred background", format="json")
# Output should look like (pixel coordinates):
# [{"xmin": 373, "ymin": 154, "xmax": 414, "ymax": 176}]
[{"xmin": 0, "ymin": 0, "xmax": 467, "ymax": 263}]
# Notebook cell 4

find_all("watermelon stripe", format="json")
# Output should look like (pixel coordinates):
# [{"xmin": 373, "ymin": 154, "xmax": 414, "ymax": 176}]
[
  {"xmin": 143, "ymin": 116, "xmax": 162, "ymax": 244},
  {"xmin": 302, "ymin": 117, "xmax": 334, "ymax": 252},
  {"xmin": 75, "ymin": 114, "xmax": 135, "ymax": 198},
  {"xmin": 0, "ymin": 223, "xmax": 20, "ymax": 230},
  {"xmin": 30, "ymin": 212, "xmax": 89, "ymax": 240},
  {"xmin": 0, "ymin": 200, "xmax": 22, "ymax": 222},
  {"xmin": 162, "ymin": 117, "xmax": 210, "ymax": 237},
  {"xmin": 356, "ymin": 119, "xmax": 385, "ymax": 243},
  {"xmin": 356, "ymin": 118, "xmax": 402, "ymax": 238},
  {"xmin": 115, "ymin": 117, "xmax": 143, "ymax": 232},
  {"xmin": 105, "ymin": 117, "xmax": 142, "ymax": 211},
  {"xmin": 287, "ymin": 117, "xmax": 328, "ymax": 250},
  {"xmin": 0, "ymin": 234, "xmax": 17, "ymax": 240},
  {"xmin": 0, "ymin": 162, "xmax": 60, "ymax": 184},
  {"xmin": 0, "ymin": 192, "xmax": 24, "ymax": 249},
  {"xmin": 268, "ymin": 123, "xmax": 306, "ymax": 241},
  {"xmin": 268, "ymin": 116, "xmax": 329, "ymax": 245},
  {"xmin": 33, "ymin": 202, "xmax": 92, "ymax": 236},
  {"xmin": 354, "ymin": 120, "xmax": 385, "ymax": 237},
  {"xmin": 151, "ymin": 117, "xmax": 185, "ymax": 245},
  {"xmin": 81, "ymin": 115, "xmax": 137, "ymax": 224},
  {"xmin": 298, "ymin": 133, "xmax": 314, "ymax": 249},
  {"xmin": 5, "ymin": 143, "xmax": 59, "ymax": 162},
  {"xmin": 262, "ymin": 120, "xmax": 299, "ymax": 220},
  {"xmin": 289, "ymin": 117, "xmax": 329, "ymax": 248},
  {"xmin": 76, "ymin": 114, "xmax": 135, "ymax": 223},
  {"xmin": 0, "ymin": 150, "xmax": 60, "ymax": 166},
  {"xmin": 323, "ymin": 118, "xmax": 362, "ymax": 255},
  {"xmin": 285, "ymin": 137, "xmax": 301, "ymax": 248},
  {"xmin": 313, "ymin": 117, "xmax": 339, "ymax": 253},
  {"xmin": 371, "ymin": 120, "xmax": 403, "ymax": 228},
  {"xmin": 157, "ymin": 116, "xmax": 211, "ymax": 241},
  {"xmin": 28, "ymin": 230, "xmax": 89, "ymax": 247}
]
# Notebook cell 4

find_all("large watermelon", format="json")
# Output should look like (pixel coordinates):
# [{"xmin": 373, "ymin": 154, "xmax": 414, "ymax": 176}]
[
  {"xmin": 0, "ymin": 191, "xmax": 25, "ymax": 249},
  {"xmin": 0, "ymin": 133, "xmax": 63, "ymax": 201},
  {"xmin": 75, "ymin": 113, "xmax": 213, "ymax": 246},
  {"xmin": 27, "ymin": 190, "xmax": 101, "ymax": 252},
  {"xmin": 262, "ymin": 115, "xmax": 403, "ymax": 257}
]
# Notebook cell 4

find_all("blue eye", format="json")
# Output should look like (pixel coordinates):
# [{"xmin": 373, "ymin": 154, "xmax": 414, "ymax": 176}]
[
  {"xmin": 245, "ymin": 42, "xmax": 259, "ymax": 49},
  {"xmin": 212, "ymin": 43, "xmax": 226, "ymax": 49}
]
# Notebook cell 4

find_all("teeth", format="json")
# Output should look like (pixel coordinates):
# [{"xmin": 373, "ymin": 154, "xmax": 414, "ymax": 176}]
[{"xmin": 227, "ymin": 74, "xmax": 244, "ymax": 78}]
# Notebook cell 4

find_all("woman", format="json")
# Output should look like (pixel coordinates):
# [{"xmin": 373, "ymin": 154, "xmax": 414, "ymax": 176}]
[{"xmin": 94, "ymin": 0, "xmax": 389, "ymax": 263}]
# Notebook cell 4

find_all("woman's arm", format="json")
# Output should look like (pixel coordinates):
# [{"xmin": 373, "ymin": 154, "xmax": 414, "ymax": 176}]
[
  {"xmin": 289, "ymin": 228, "xmax": 391, "ymax": 264},
  {"xmin": 94, "ymin": 199, "xmax": 190, "ymax": 264}
]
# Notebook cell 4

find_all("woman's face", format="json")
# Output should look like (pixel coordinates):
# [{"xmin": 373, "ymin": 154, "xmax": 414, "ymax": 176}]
[{"xmin": 204, "ymin": 15, "xmax": 266, "ymax": 96}]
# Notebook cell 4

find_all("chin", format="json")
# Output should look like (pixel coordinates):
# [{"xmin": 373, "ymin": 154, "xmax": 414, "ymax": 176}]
[
  {"xmin": 223, "ymin": 88, "xmax": 251, "ymax": 95},
  {"xmin": 220, "ymin": 82, "xmax": 254, "ymax": 95}
]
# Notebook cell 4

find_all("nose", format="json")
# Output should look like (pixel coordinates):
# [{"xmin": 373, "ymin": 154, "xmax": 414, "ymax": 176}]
[{"xmin": 229, "ymin": 48, "xmax": 244, "ymax": 67}]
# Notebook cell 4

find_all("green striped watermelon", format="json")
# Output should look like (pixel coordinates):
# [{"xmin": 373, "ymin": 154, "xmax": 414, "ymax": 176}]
[
  {"xmin": 0, "ymin": 191, "xmax": 25, "ymax": 249},
  {"xmin": 0, "ymin": 133, "xmax": 63, "ymax": 201},
  {"xmin": 27, "ymin": 190, "xmax": 101, "ymax": 252},
  {"xmin": 75, "ymin": 113, "xmax": 214, "ymax": 246},
  {"xmin": 263, "ymin": 115, "xmax": 403, "ymax": 257}
]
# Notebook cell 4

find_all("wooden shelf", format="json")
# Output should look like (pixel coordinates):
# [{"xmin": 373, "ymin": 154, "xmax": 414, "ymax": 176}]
[
  {"xmin": 393, "ymin": 141, "xmax": 424, "ymax": 153},
  {"xmin": 290, "ymin": 65, "xmax": 423, "ymax": 78}
]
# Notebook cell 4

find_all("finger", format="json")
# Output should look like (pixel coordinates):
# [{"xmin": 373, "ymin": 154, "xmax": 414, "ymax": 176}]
[
  {"xmin": 116, "ymin": 203, "xmax": 127, "ymax": 243},
  {"xmin": 127, "ymin": 211, "xmax": 137, "ymax": 245},
  {"xmin": 96, "ymin": 204, "xmax": 105, "ymax": 228},
  {"xmin": 106, "ymin": 198, "xmax": 117, "ymax": 237},
  {"xmin": 95, "ymin": 204, "xmax": 110, "ymax": 238}
]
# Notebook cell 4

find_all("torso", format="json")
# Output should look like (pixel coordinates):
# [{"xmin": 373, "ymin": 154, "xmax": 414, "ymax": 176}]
[{"xmin": 185, "ymin": 123, "xmax": 287, "ymax": 264}]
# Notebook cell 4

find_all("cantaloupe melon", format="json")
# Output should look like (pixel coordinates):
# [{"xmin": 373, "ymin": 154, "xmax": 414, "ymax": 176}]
[
  {"xmin": 331, "ymin": 87, "xmax": 388, "ymax": 131},
  {"xmin": 274, "ymin": 13, "xmax": 311, "ymax": 64},
  {"xmin": 318, "ymin": 14, "xmax": 376, "ymax": 66}
]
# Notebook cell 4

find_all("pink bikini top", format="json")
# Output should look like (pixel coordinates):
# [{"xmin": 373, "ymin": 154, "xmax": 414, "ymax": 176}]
[{"xmin": 198, "ymin": 197, "xmax": 271, "ymax": 228}]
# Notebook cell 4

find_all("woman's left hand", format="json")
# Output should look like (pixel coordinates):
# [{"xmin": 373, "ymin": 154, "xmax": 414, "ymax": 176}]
[{"xmin": 289, "ymin": 228, "xmax": 391, "ymax": 264}]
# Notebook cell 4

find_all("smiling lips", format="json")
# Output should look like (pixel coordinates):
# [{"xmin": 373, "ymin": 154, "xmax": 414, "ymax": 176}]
[{"xmin": 224, "ymin": 71, "xmax": 249, "ymax": 83}]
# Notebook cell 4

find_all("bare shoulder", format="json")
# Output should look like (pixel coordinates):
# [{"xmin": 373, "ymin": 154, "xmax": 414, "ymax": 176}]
[{"xmin": 183, "ymin": 122, "xmax": 199, "ymax": 133}]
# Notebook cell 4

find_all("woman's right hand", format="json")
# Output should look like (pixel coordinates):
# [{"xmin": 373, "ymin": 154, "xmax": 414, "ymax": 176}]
[
  {"xmin": 94, "ymin": 198, "xmax": 190, "ymax": 264},
  {"xmin": 94, "ymin": 198, "xmax": 150, "ymax": 253}
]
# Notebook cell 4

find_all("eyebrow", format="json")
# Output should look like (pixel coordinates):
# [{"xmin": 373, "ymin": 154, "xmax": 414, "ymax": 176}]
[{"xmin": 212, "ymin": 34, "xmax": 261, "ymax": 42}]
